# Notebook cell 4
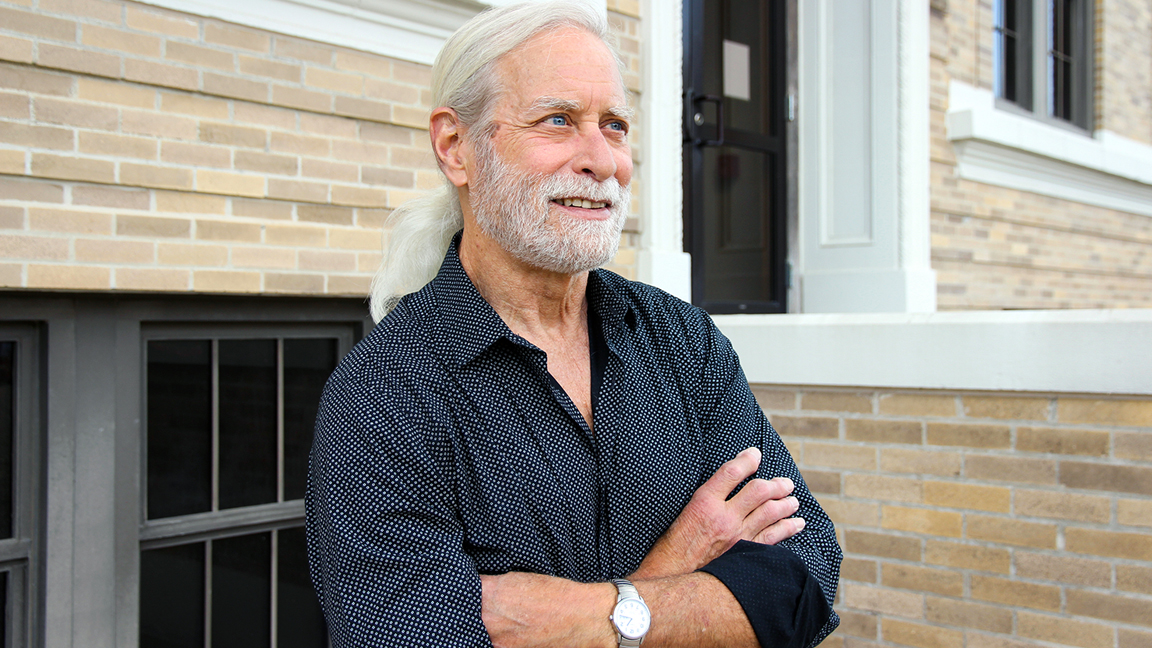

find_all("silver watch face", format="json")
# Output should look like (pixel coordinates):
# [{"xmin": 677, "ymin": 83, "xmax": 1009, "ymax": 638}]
[{"xmin": 612, "ymin": 598, "xmax": 651, "ymax": 640}]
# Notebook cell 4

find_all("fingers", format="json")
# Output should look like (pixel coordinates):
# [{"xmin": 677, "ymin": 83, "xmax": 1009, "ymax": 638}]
[
  {"xmin": 696, "ymin": 447, "xmax": 762, "ymax": 500},
  {"xmin": 753, "ymin": 516, "xmax": 806, "ymax": 545}
]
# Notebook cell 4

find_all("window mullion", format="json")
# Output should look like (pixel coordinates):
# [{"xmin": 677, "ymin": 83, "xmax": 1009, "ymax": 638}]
[
  {"xmin": 1033, "ymin": 0, "xmax": 1048, "ymax": 117},
  {"xmin": 277, "ymin": 339, "xmax": 285, "ymax": 504},
  {"xmin": 271, "ymin": 529, "xmax": 279, "ymax": 648},
  {"xmin": 205, "ymin": 540, "xmax": 213, "ymax": 648},
  {"xmin": 211, "ymin": 340, "xmax": 220, "ymax": 513}
]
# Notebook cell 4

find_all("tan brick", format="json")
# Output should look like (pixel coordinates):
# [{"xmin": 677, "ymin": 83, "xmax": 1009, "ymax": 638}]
[
  {"xmin": 199, "ymin": 122, "xmax": 267, "ymax": 149},
  {"xmin": 925, "ymin": 597, "xmax": 1011, "ymax": 633},
  {"xmin": 160, "ymin": 92, "xmax": 230, "ymax": 120},
  {"xmin": 299, "ymin": 158, "xmax": 357, "ymax": 183},
  {"xmin": 40, "ymin": 0, "xmax": 120, "ymax": 23},
  {"xmin": 264, "ymin": 272, "xmax": 324, "ymax": 293},
  {"xmin": 27, "ymin": 264, "xmax": 110, "ymax": 290},
  {"xmin": 361, "ymin": 166, "xmax": 414, "ymax": 187},
  {"xmin": 925, "ymin": 481, "xmax": 1009, "ymax": 513},
  {"xmin": 294, "ymin": 204, "xmax": 357, "ymax": 227},
  {"xmin": 333, "ymin": 50, "xmax": 387, "ymax": 76},
  {"xmin": 77, "ymin": 78, "xmax": 155, "ymax": 109},
  {"xmin": 965, "ymin": 455, "xmax": 1055, "ymax": 484},
  {"xmin": 82, "ymin": 24, "xmax": 161, "ymax": 57},
  {"xmin": 1017, "ymin": 611, "xmax": 1113, "ymax": 648},
  {"xmin": 837, "ymin": 610, "xmax": 877, "ymax": 639},
  {"xmin": 72, "ymin": 186, "xmax": 148, "ymax": 210},
  {"xmin": 306, "ymin": 67, "xmax": 362, "ymax": 94},
  {"xmin": 0, "ymin": 177, "xmax": 64, "ymax": 203},
  {"xmin": 927, "ymin": 423, "xmax": 1010, "ymax": 448},
  {"xmin": 0, "ymin": 234, "xmax": 68, "ymax": 260},
  {"xmin": 971, "ymin": 575, "xmax": 1061, "ymax": 612},
  {"xmin": 202, "ymin": 73, "xmax": 268, "ymax": 103},
  {"xmin": 193, "ymin": 269, "xmax": 260, "ymax": 292},
  {"xmin": 196, "ymin": 170, "xmax": 264, "ymax": 197},
  {"xmin": 963, "ymin": 395, "xmax": 1050, "ymax": 421},
  {"xmin": 325, "ymin": 274, "xmax": 369, "ymax": 295},
  {"xmin": 204, "ymin": 22, "xmax": 268, "ymax": 52},
  {"xmin": 53, "ymin": 226, "xmax": 115, "ymax": 268},
  {"xmin": 124, "ymin": 59, "xmax": 198, "ymax": 91},
  {"xmin": 232, "ymin": 102, "xmax": 295, "ymax": 130},
  {"xmin": 265, "ymin": 223, "xmax": 325, "ymax": 246},
  {"xmin": 1015, "ymin": 489, "xmax": 1110, "ymax": 523},
  {"xmin": 842, "ymin": 584, "xmax": 923, "ymax": 618},
  {"xmin": 1115, "ymin": 431, "xmax": 1152, "ymax": 461},
  {"xmin": 0, "ymin": 62, "xmax": 73, "ymax": 97},
  {"xmin": 802, "ymin": 391, "xmax": 872, "ymax": 413},
  {"xmin": 298, "ymin": 250, "xmax": 354, "ymax": 272},
  {"xmin": 125, "ymin": 6, "xmax": 200, "ymax": 39},
  {"xmin": 1118, "ymin": 564, "xmax": 1152, "ymax": 595},
  {"xmin": 118, "ymin": 215, "xmax": 190, "ymax": 238},
  {"xmin": 0, "ymin": 206, "xmax": 23, "ymax": 229},
  {"xmin": 0, "ymin": 90, "xmax": 30, "ymax": 119},
  {"xmin": 845, "ymin": 419, "xmax": 922, "ymax": 444},
  {"xmin": 333, "ymin": 139, "xmax": 391, "ymax": 165},
  {"xmin": 327, "ymin": 228, "xmax": 380, "ymax": 251},
  {"xmin": 967, "ymin": 515, "xmax": 1056, "ymax": 548},
  {"xmin": 772, "ymin": 415, "xmax": 838, "ymax": 439},
  {"xmin": 355, "ymin": 250, "xmax": 380, "ymax": 273},
  {"xmin": 0, "ymin": 6, "xmax": 77, "ymax": 40},
  {"xmin": 231, "ymin": 198, "xmax": 292, "ymax": 221},
  {"xmin": 299, "ymin": 112, "xmax": 357, "ymax": 138},
  {"xmin": 364, "ymin": 78, "xmax": 420, "ymax": 105},
  {"xmin": 160, "ymin": 141, "xmax": 231, "ymax": 168},
  {"xmin": 37, "ymin": 43, "xmax": 120, "ymax": 77},
  {"xmin": 844, "ymin": 530, "xmax": 921, "ymax": 561},
  {"xmin": 120, "ymin": 163, "xmax": 193, "ymax": 190},
  {"xmin": 1066, "ymin": 527, "xmax": 1152, "ymax": 560},
  {"xmin": 819, "ymin": 499, "xmax": 879, "ymax": 527},
  {"xmin": 1014, "ymin": 551, "xmax": 1111, "ymax": 587},
  {"xmin": 270, "ymin": 132, "xmax": 329, "ymax": 156},
  {"xmin": 266, "ymin": 179, "xmax": 327, "ymax": 204},
  {"xmin": 881, "ymin": 564, "xmax": 963, "ymax": 597},
  {"xmin": 34, "ymin": 96, "xmax": 117, "ymax": 130},
  {"xmin": 1119, "ymin": 498, "xmax": 1152, "ymax": 528},
  {"xmin": 1061, "ymin": 461, "xmax": 1152, "ymax": 496},
  {"xmin": 165, "ymin": 42, "xmax": 233, "ymax": 71},
  {"xmin": 0, "ymin": 263, "xmax": 22, "ymax": 287},
  {"xmin": 332, "ymin": 185, "xmax": 388, "ymax": 208},
  {"xmin": 391, "ymin": 105, "xmax": 425, "ymax": 130},
  {"xmin": 802, "ymin": 470, "xmax": 840, "ymax": 494},
  {"xmin": 157, "ymin": 242, "xmax": 226, "ymax": 266},
  {"xmin": 271, "ymin": 84, "xmax": 330, "ymax": 112},
  {"xmin": 196, "ymin": 220, "xmax": 261, "ymax": 243},
  {"xmin": 924, "ymin": 540, "xmax": 1010, "ymax": 573},
  {"xmin": 840, "ymin": 557, "xmax": 878, "ymax": 583},
  {"xmin": 154, "ymin": 191, "xmax": 226, "ymax": 215},
  {"xmin": 239, "ymin": 55, "xmax": 300, "ymax": 82},
  {"xmin": 879, "ymin": 448, "xmax": 961, "ymax": 477},
  {"xmin": 274, "ymin": 37, "xmax": 333, "ymax": 65},
  {"xmin": 231, "ymin": 246, "xmax": 294, "ymax": 269},
  {"xmin": 122, "ymin": 109, "xmax": 197, "ymax": 140},
  {"xmin": 0, "ymin": 34, "xmax": 34, "ymax": 65},
  {"xmin": 882, "ymin": 505, "xmax": 961, "ymax": 537},
  {"xmin": 0, "ymin": 148, "xmax": 24, "ymax": 174},
  {"xmin": 234, "ymin": 151, "xmax": 297, "ymax": 176},
  {"xmin": 359, "ymin": 122, "xmax": 412, "ymax": 145},
  {"xmin": 391, "ymin": 60, "xmax": 430, "ymax": 87},
  {"xmin": 879, "ymin": 394, "xmax": 956, "ymax": 417},
  {"xmin": 74, "ymin": 238, "xmax": 154, "ymax": 263},
  {"xmin": 1120, "ymin": 629, "xmax": 1152, "ymax": 648},
  {"xmin": 1017, "ymin": 426, "xmax": 1109, "ymax": 456},
  {"xmin": 30, "ymin": 154, "xmax": 114, "ymax": 184},
  {"xmin": 1059, "ymin": 397, "xmax": 1152, "ymax": 426},
  {"xmin": 844, "ymin": 475, "xmax": 922, "ymax": 503},
  {"xmin": 750, "ymin": 386, "xmax": 797, "ymax": 410},
  {"xmin": 881, "ymin": 619, "xmax": 962, "ymax": 648},
  {"xmin": 0, "ymin": 123, "xmax": 74, "ymax": 151},
  {"xmin": 333, "ymin": 95, "xmax": 390, "ymax": 122},
  {"xmin": 115, "ymin": 267, "xmax": 189, "ymax": 291},
  {"xmin": 77, "ymin": 132, "xmax": 157, "ymax": 161}
]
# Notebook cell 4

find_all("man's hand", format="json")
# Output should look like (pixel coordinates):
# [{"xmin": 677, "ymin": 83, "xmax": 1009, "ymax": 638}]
[
  {"xmin": 480, "ymin": 573, "xmax": 616, "ymax": 648},
  {"xmin": 631, "ymin": 447, "xmax": 804, "ymax": 580}
]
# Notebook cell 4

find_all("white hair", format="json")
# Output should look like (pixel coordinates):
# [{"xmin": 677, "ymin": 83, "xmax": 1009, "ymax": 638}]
[{"xmin": 367, "ymin": 1, "xmax": 618, "ymax": 322}]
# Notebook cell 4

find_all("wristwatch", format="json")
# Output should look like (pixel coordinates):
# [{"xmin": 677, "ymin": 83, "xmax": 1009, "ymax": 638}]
[{"xmin": 609, "ymin": 579, "xmax": 651, "ymax": 647}]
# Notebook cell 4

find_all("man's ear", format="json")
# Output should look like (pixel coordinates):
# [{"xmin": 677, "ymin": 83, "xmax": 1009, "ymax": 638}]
[{"xmin": 430, "ymin": 107, "xmax": 469, "ymax": 188}]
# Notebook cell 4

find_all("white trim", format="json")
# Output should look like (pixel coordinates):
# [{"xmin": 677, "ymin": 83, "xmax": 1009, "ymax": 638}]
[
  {"xmin": 715, "ymin": 309, "xmax": 1152, "ymax": 395},
  {"xmin": 947, "ymin": 80, "xmax": 1152, "ymax": 216}
]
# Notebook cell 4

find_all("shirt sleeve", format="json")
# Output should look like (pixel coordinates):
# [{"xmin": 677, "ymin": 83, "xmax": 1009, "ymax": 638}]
[
  {"xmin": 305, "ymin": 359, "xmax": 493, "ymax": 648},
  {"xmin": 693, "ymin": 312, "xmax": 843, "ymax": 648}
]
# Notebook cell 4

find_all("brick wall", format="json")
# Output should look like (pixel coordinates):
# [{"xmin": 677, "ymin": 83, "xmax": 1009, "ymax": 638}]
[
  {"xmin": 0, "ymin": 0, "xmax": 643, "ymax": 295},
  {"xmin": 929, "ymin": 1, "xmax": 1152, "ymax": 310},
  {"xmin": 751, "ymin": 384, "xmax": 1152, "ymax": 648}
]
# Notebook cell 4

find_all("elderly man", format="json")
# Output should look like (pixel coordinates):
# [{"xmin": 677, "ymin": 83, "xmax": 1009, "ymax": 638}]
[{"xmin": 306, "ymin": 3, "xmax": 841, "ymax": 647}]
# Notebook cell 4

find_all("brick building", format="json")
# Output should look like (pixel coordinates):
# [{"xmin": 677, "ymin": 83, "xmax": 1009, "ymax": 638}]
[{"xmin": 0, "ymin": 0, "xmax": 1148, "ymax": 646}]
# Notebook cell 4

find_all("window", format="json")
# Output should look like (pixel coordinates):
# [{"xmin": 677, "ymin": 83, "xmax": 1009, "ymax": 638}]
[
  {"xmin": 993, "ymin": 0, "xmax": 1093, "ymax": 129},
  {"xmin": 0, "ymin": 325, "xmax": 40, "ymax": 648},
  {"xmin": 140, "ymin": 326, "xmax": 353, "ymax": 648}
]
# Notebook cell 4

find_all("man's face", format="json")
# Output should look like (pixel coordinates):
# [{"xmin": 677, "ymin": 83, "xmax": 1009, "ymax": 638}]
[{"xmin": 465, "ymin": 27, "xmax": 634, "ymax": 274}]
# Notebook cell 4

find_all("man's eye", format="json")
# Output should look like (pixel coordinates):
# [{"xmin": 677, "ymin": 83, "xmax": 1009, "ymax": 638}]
[
  {"xmin": 606, "ymin": 121, "xmax": 628, "ymax": 133},
  {"xmin": 547, "ymin": 115, "xmax": 569, "ymax": 126}
]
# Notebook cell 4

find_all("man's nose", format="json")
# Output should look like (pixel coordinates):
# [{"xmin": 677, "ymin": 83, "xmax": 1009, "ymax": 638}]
[{"xmin": 574, "ymin": 125, "xmax": 617, "ymax": 182}]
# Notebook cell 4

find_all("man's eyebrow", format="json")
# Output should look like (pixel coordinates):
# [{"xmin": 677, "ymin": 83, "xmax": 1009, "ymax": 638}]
[{"xmin": 528, "ymin": 96, "xmax": 635, "ymax": 122}]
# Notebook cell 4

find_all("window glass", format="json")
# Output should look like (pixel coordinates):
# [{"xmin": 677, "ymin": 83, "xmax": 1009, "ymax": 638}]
[
  {"xmin": 0, "ymin": 342, "xmax": 13, "ymax": 539},
  {"xmin": 140, "ymin": 543, "xmax": 205, "ymax": 648},
  {"xmin": 282, "ymin": 339, "xmax": 337, "ymax": 501},
  {"xmin": 146, "ymin": 341, "xmax": 212, "ymax": 519},
  {"xmin": 218, "ymin": 340, "xmax": 278, "ymax": 510},
  {"xmin": 277, "ymin": 527, "xmax": 328, "ymax": 647},
  {"xmin": 212, "ymin": 533, "xmax": 272, "ymax": 648}
]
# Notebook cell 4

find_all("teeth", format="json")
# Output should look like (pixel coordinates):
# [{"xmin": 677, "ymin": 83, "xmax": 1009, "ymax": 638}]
[{"xmin": 558, "ymin": 198, "xmax": 607, "ymax": 209}]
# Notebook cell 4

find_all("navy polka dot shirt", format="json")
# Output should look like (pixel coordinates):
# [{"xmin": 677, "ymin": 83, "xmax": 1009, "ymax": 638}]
[{"xmin": 306, "ymin": 235, "xmax": 841, "ymax": 647}]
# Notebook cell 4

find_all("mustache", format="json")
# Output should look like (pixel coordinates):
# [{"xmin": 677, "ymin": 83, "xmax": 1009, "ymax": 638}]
[{"xmin": 535, "ymin": 174, "xmax": 630, "ymax": 208}]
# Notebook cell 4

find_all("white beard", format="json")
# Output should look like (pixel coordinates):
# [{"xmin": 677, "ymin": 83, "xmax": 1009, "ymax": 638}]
[{"xmin": 468, "ymin": 138, "xmax": 631, "ymax": 275}]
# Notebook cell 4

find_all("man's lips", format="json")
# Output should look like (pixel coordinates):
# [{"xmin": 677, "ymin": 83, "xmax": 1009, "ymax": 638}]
[{"xmin": 553, "ymin": 197, "xmax": 609, "ymax": 209}]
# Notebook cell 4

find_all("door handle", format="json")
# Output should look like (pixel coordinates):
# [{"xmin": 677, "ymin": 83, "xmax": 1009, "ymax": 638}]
[{"xmin": 685, "ymin": 92, "xmax": 724, "ymax": 147}]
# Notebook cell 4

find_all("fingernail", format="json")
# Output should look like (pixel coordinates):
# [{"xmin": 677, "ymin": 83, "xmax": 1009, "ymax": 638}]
[{"xmin": 795, "ymin": 518, "xmax": 806, "ymax": 530}]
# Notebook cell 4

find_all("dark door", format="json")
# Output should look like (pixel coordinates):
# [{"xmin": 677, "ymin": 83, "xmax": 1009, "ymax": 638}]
[{"xmin": 683, "ymin": 0, "xmax": 788, "ymax": 313}]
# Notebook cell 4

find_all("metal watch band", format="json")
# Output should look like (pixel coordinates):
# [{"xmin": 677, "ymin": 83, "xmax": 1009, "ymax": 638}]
[{"xmin": 611, "ymin": 579, "xmax": 646, "ymax": 648}]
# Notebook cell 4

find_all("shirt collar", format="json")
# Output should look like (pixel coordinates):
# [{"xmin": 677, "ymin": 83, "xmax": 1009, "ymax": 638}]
[{"xmin": 421, "ymin": 232, "xmax": 635, "ymax": 370}]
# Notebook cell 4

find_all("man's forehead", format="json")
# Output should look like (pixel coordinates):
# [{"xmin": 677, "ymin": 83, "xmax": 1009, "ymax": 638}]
[{"xmin": 494, "ymin": 27, "xmax": 628, "ymax": 106}]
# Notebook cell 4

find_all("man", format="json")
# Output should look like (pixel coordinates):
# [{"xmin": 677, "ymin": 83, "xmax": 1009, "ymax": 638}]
[{"xmin": 306, "ymin": 3, "xmax": 841, "ymax": 647}]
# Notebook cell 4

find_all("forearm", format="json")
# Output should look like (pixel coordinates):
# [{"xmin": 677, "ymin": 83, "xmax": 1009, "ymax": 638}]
[{"xmin": 481, "ymin": 571, "xmax": 756, "ymax": 648}]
